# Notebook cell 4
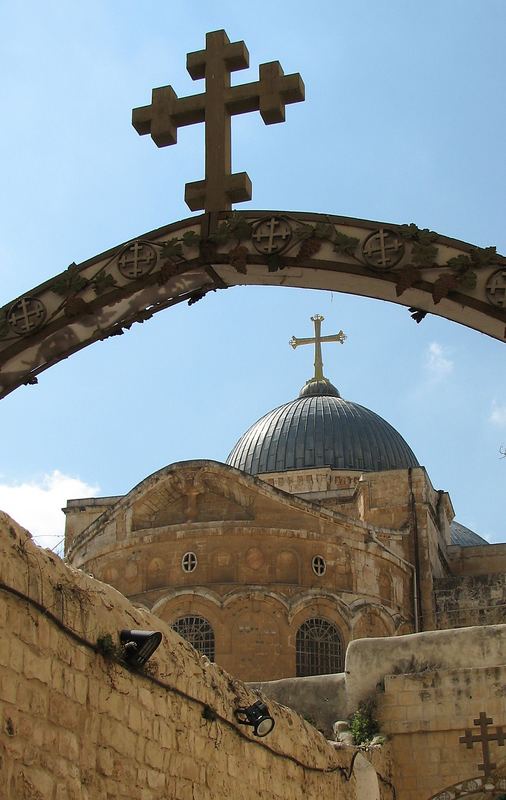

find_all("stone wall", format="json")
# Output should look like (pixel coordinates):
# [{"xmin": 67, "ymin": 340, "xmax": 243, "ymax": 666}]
[
  {"xmin": 0, "ymin": 512, "xmax": 359, "ymax": 800},
  {"xmin": 434, "ymin": 572, "xmax": 506, "ymax": 629},
  {"xmin": 377, "ymin": 664, "xmax": 506, "ymax": 799}
]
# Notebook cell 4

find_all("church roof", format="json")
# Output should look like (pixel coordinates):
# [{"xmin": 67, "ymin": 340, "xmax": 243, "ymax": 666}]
[
  {"xmin": 450, "ymin": 521, "xmax": 488, "ymax": 547},
  {"xmin": 226, "ymin": 377, "xmax": 419, "ymax": 475}
]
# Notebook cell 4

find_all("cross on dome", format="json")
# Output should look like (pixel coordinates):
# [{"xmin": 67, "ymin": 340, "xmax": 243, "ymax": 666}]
[
  {"xmin": 132, "ymin": 29, "xmax": 305, "ymax": 213},
  {"xmin": 290, "ymin": 315, "xmax": 347, "ymax": 389}
]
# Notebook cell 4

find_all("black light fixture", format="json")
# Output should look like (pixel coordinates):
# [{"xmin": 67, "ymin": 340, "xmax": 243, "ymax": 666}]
[
  {"xmin": 119, "ymin": 629, "xmax": 162, "ymax": 668},
  {"xmin": 235, "ymin": 700, "xmax": 275, "ymax": 737}
]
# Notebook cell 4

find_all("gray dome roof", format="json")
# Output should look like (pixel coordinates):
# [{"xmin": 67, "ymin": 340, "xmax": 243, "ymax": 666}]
[
  {"xmin": 226, "ymin": 379, "xmax": 419, "ymax": 475},
  {"xmin": 450, "ymin": 521, "xmax": 488, "ymax": 547}
]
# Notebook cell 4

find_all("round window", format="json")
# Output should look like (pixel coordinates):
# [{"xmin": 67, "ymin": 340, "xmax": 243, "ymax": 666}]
[
  {"xmin": 181, "ymin": 552, "xmax": 198, "ymax": 573},
  {"xmin": 312, "ymin": 555, "xmax": 326, "ymax": 576}
]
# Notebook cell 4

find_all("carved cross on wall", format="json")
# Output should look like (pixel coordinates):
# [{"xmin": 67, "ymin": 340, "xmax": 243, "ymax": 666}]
[
  {"xmin": 459, "ymin": 712, "xmax": 506, "ymax": 779},
  {"xmin": 290, "ymin": 314, "xmax": 347, "ymax": 382},
  {"xmin": 132, "ymin": 29, "xmax": 304, "ymax": 213}
]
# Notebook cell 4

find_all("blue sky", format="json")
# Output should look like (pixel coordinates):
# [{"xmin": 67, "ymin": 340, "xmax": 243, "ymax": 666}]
[{"xmin": 0, "ymin": 0, "xmax": 505, "ymax": 549}]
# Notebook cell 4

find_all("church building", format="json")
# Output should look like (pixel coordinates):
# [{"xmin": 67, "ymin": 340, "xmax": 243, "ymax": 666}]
[{"xmin": 63, "ymin": 314, "xmax": 503, "ymax": 683}]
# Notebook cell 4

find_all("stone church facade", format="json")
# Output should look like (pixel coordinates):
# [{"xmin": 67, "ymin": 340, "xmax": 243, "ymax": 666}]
[{"xmin": 64, "ymin": 325, "xmax": 506, "ymax": 684}]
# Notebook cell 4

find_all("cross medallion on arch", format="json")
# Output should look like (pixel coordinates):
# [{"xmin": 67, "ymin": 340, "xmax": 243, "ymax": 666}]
[{"xmin": 132, "ymin": 29, "xmax": 304, "ymax": 213}]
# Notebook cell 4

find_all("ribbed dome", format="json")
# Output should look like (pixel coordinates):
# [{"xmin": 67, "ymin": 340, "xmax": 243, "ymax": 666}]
[
  {"xmin": 226, "ymin": 380, "xmax": 419, "ymax": 475},
  {"xmin": 450, "ymin": 521, "xmax": 488, "ymax": 547}
]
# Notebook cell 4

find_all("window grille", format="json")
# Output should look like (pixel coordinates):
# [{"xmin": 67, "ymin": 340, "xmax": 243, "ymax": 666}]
[
  {"xmin": 181, "ymin": 551, "xmax": 197, "ymax": 573},
  {"xmin": 296, "ymin": 617, "xmax": 344, "ymax": 676},
  {"xmin": 170, "ymin": 616, "xmax": 215, "ymax": 660},
  {"xmin": 312, "ymin": 555, "xmax": 326, "ymax": 576}
]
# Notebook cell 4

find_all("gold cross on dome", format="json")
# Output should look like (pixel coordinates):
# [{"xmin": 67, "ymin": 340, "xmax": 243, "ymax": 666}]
[
  {"xmin": 290, "ymin": 315, "xmax": 347, "ymax": 381},
  {"xmin": 132, "ymin": 29, "xmax": 304, "ymax": 213}
]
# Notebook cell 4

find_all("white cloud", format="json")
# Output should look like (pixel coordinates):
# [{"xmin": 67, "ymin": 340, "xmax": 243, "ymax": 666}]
[
  {"xmin": 490, "ymin": 400, "xmax": 506, "ymax": 428},
  {"xmin": 0, "ymin": 470, "xmax": 99, "ymax": 553},
  {"xmin": 425, "ymin": 342, "xmax": 454, "ymax": 378}
]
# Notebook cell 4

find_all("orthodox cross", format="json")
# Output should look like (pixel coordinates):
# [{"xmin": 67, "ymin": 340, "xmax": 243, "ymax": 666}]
[
  {"xmin": 132, "ymin": 29, "xmax": 304, "ymax": 213},
  {"xmin": 459, "ymin": 712, "xmax": 505, "ymax": 779},
  {"xmin": 290, "ymin": 314, "xmax": 346, "ymax": 381}
]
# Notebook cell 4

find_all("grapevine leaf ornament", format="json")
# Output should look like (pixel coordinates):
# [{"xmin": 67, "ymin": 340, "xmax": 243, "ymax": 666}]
[
  {"xmin": 333, "ymin": 231, "xmax": 359, "ymax": 256},
  {"xmin": 313, "ymin": 222, "xmax": 334, "ymax": 240},
  {"xmin": 160, "ymin": 239, "xmax": 184, "ymax": 260},
  {"xmin": 53, "ymin": 263, "xmax": 89, "ymax": 297},
  {"xmin": 446, "ymin": 254, "xmax": 472, "ymax": 272},
  {"xmin": 457, "ymin": 269, "xmax": 477, "ymax": 291},
  {"xmin": 409, "ymin": 307, "xmax": 428, "ymax": 324},
  {"xmin": 399, "ymin": 223, "xmax": 438, "ymax": 245},
  {"xmin": 92, "ymin": 272, "xmax": 117, "ymax": 295},
  {"xmin": 229, "ymin": 245, "xmax": 248, "ymax": 274},
  {"xmin": 226, "ymin": 213, "xmax": 252, "ymax": 241},
  {"xmin": 188, "ymin": 289, "xmax": 207, "ymax": 305},
  {"xmin": 470, "ymin": 245, "xmax": 497, "ymax": 267},
  {"xmin": 181, "ymin": 230, "xmax": 201, "ymax": 248},
  {"xmin": 157, "ymin": 262, "xmax": 179, "ymax": 285},
  {"xmin": 297, "ymin": 238, "xmax": 322, "ymax": 259},
  {"xmin": 395, "ymin": 266, "xmax": 421, "ymax": 297},
  {"xmin": 411, "ymin": 242, "xmax": 438, "ymax": 266},
  {"xmin": 267, "ymin": 254, "xmax": 285, "ymax": 272},
  {"xmin": 63, "ymin": 297, "xmax": 92, "ymax": 318},
  {"xmin": 293, "ymin": 223, "xmax": 314, "ymax": 241},
  {"xmin": 432, "ymin": 273, "xmax": 459, "ymax": 304}
]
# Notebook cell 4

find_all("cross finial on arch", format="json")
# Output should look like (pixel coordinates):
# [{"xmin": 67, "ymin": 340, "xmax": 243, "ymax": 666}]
[{"xmin": 132, "ymin": 29, "xmax": 305, "ymax": 213}]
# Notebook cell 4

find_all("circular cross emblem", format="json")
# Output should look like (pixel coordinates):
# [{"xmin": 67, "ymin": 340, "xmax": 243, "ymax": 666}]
[
  {"xmin": 312, "ymin": 555, "xmax": 327, "ymax": 576},
  {"xmin": 485, "ymin": 269, "xmax": 506, "ymax": 307},
  {"xmin": 181, "ymin": 552, "xmax": 197, "ymax": 573},
  {"xmin": 362, "ymin": 228, "xmax": 405, "ymax": 270},
  {"xmin": 7, "ymin": 297, "xmax": 46, "ymax": 336},
  {"xmin": 252, "ymin": 216, "xmax": 292, "ymax": 254},
  {"xmin": 117, "ymin": 242, "xmax": 157, "ymax": 280}
]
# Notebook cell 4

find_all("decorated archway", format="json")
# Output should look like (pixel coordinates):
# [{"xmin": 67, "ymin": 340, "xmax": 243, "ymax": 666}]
[
  {"xmin": 428, "ymin": 775, "xmax": 506, "ymax": 799},
  {"xmin": 1, "ymin": 208, "xmax": 505, "ymax": 400},
  {"xmin": 1, "ymin": 29, "xmax": 505, "ymax": 401}
]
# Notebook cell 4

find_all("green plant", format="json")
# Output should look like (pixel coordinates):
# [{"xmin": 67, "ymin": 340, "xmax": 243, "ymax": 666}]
[
  {"xmin": 348, "ymin": 698, "xmax": 379, "ymax": 745},
  {"xmin": 96, "ymin": 633, "xmax": 121, "ymax": 659}
]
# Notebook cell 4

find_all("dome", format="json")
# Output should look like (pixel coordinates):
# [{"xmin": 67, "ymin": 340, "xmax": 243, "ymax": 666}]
[
  {"xmin": 450, "ymin": 521, "xmax": 488, "ymax": 547},
  {"xmin": 226, "ymin": 378, "xmax": 419, "ymax": 475}
]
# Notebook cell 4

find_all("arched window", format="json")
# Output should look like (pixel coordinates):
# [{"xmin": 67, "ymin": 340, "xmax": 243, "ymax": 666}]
[
  {"xmin": 170, "ymin": 615, "xmax": 215, "ymax": 661},
  {"xmin": 296, "ymin": 617, "xmax": 344, "ymax": 676}
]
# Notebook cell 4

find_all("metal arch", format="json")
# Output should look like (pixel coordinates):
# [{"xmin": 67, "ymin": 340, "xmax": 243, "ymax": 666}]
[{"xmin": 1, "ymin": 210, "xmax": 505, "ymax": 401}]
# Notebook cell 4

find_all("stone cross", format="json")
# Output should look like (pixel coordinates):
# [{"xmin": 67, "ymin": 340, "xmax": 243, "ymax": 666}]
[
  {"xmin": 459, "ymin": 712, "xmax": 506, "ymax": 778},
  {"xmin": 290, "ymin": 314, "xmax": 347, "ymax": 381},
  {"xmin": 132, "ymin": 29, "xmax": 304, "ymax": 213}
]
